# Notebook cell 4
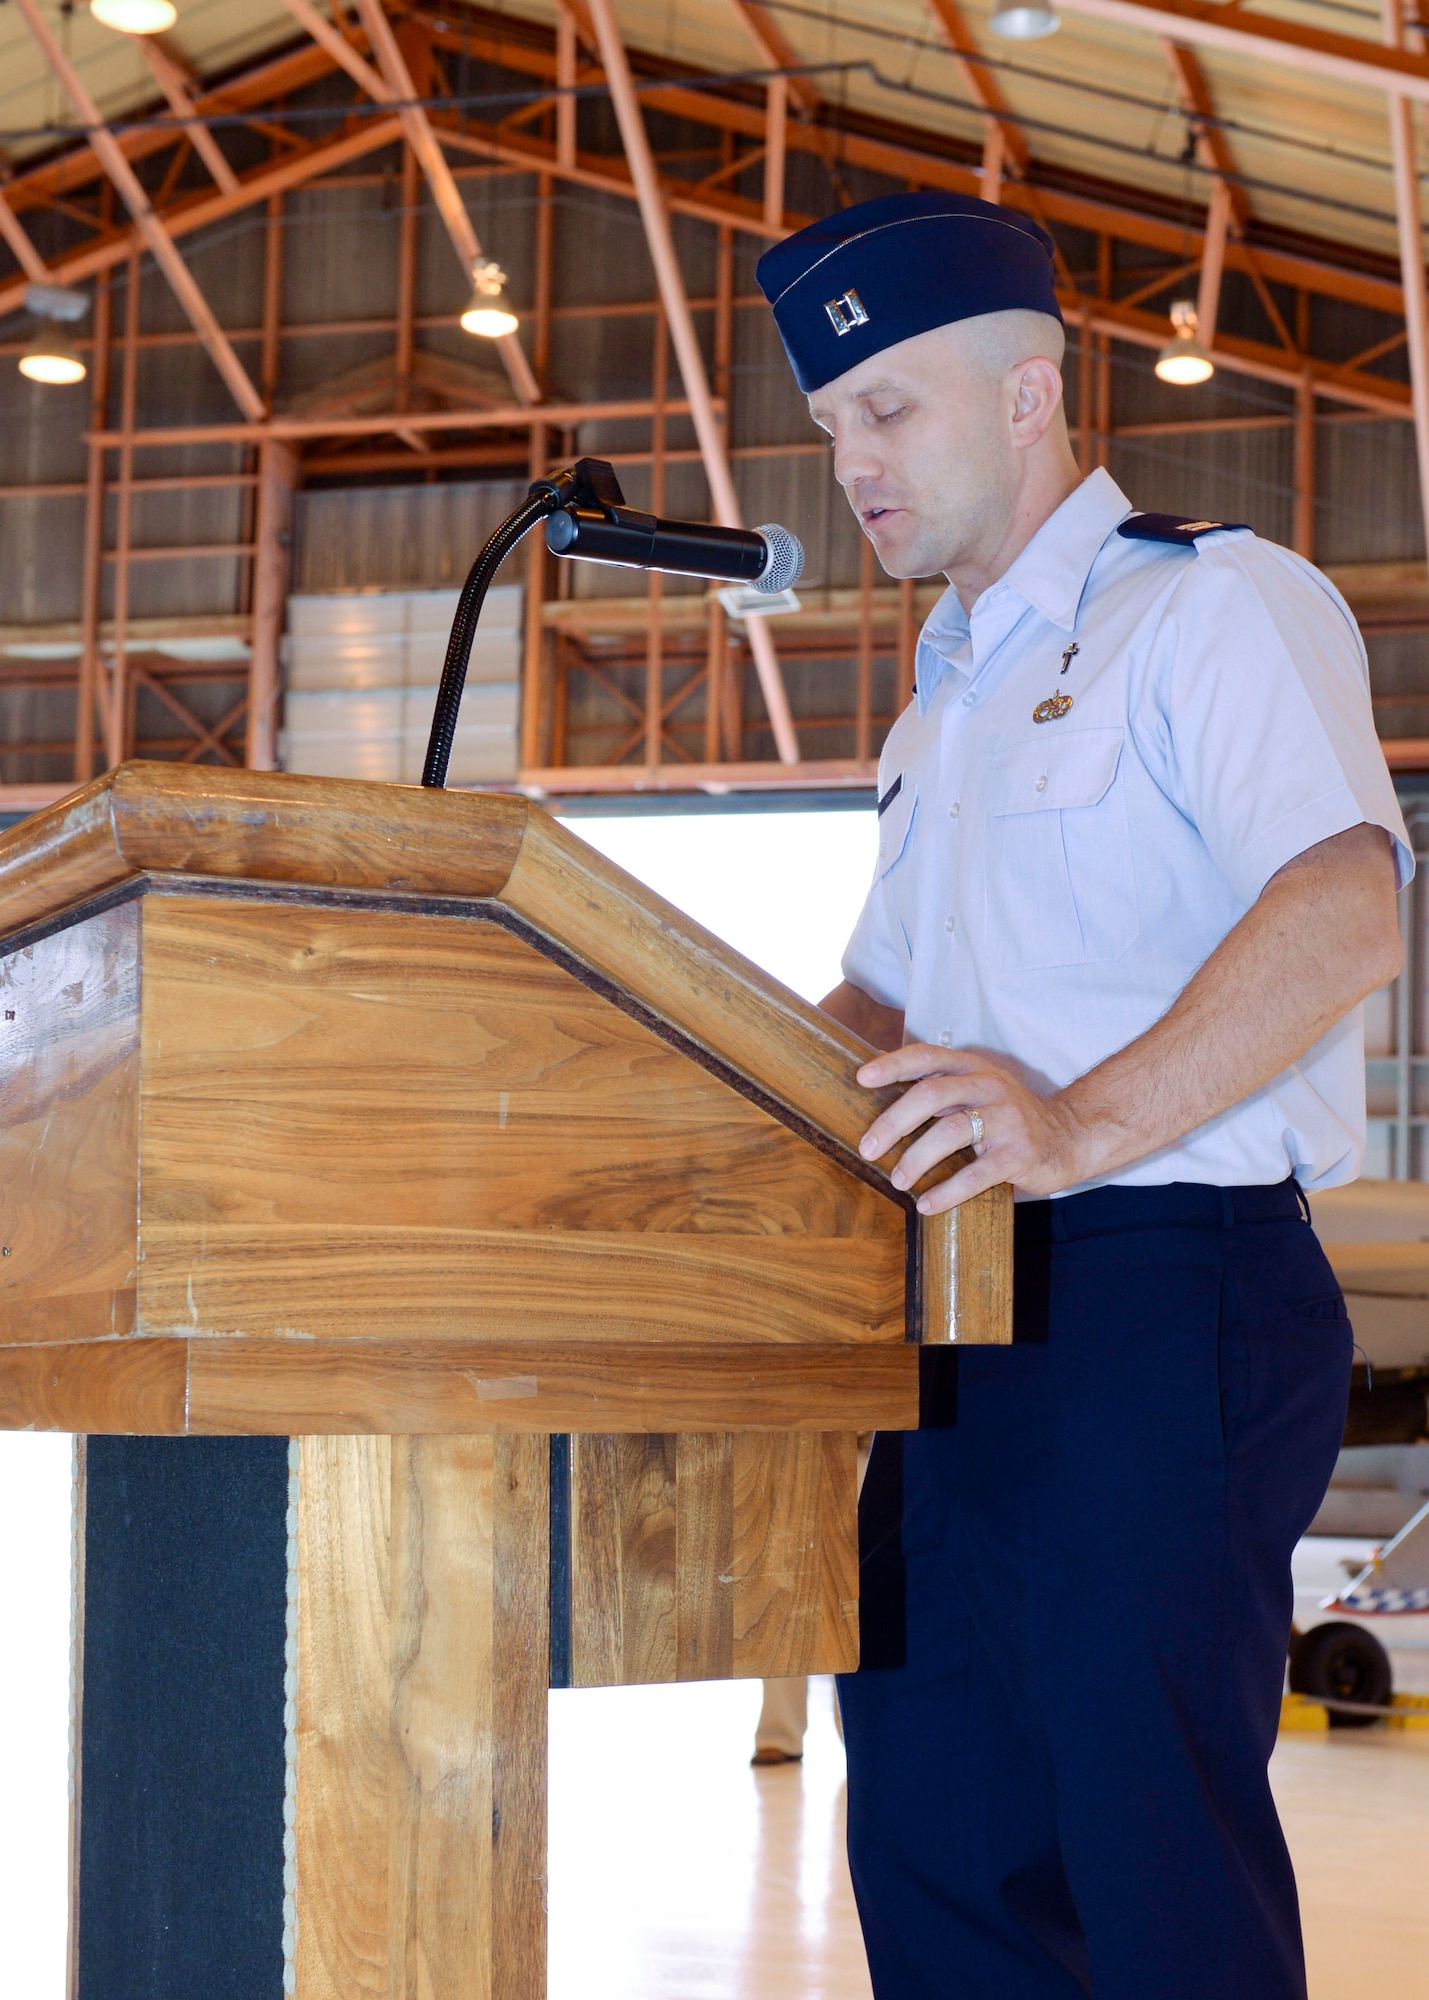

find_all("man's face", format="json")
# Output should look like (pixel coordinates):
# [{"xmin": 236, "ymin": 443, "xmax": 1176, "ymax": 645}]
[{"xmin": 806, "ymin": 322, "xmax": 1026, "ymax": 581}]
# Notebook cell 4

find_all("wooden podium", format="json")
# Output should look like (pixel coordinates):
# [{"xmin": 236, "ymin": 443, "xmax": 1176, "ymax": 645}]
[{"xmin": 0, "ymin": 764, "xmax": 1011, "ymax": 2000}]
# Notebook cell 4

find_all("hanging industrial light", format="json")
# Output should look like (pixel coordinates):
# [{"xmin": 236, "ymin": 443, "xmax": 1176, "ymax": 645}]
[
  {"xmin": 19, "ymin": 324, "xmax": 86, "ymax": 385},
  {"xmin": 17, "ymin": 282, "xmax": 90, "ymax": 386},
  {"xmin": 90, "ymin": 0, "xmax": 179, "ymax": 31},
  {"xmin": 460, "ymin": 258, "xmax": 519, "ymax": 339},
  {"xmin": 1154, "ymin": 300, "xmax": 1214, "ymax": 386},
  {"xmin": 988, "ymin": 2, "xmax": 1060, "ymax": 38}
]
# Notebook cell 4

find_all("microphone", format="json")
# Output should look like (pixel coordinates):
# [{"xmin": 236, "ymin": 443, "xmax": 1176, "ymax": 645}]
[
  {"xmin": 546, "ymin": 505, "xmax": 803, "ymax": 592},
  {"xmin": 537, "ymin": 457, "xmax": 803, "ymax": 593}
]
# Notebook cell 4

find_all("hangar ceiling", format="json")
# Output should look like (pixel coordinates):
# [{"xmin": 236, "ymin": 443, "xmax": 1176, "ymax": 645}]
[{"xmin": 1, "ymin": 0, "xmax": 1428, "ymax": 797}]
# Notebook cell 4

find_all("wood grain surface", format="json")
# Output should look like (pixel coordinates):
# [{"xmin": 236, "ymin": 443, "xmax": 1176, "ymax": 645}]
[
  {"xmin": 921, "ymin": 1186, "xmax": 1015, "ymax": 1345},
  {"xmin": 0, "ymin": 901, "xmax": 139, "ymax": 1345},
  {"xmin": 293, "ymin": 1432, "xmax": 547, "ymax": 2000},
  {"xmin": 568, "ymin": 1431, "xmax": 859, "ymax": 1687},
  {"xmin": 0, "ymin": 766, "xmax": 1012, "ymax": 1378},
  {"xmin": 137, "ymin": 897, "xmax": 906, "ymax": 1348},
  {"xmin": 0, "ymin": 1337, "xmax": 919, "ymax": 1435},
  {"xmin": 0, "ymin": 761, "xmax": 527, "ymax": 940},
  {"xmin": 186, "ymin": 1338, "xmax": 920, "ymax": 1435},
  {"xmin": 0, "ymin": 1338, "xmax": 185, "ymax": 1432}
]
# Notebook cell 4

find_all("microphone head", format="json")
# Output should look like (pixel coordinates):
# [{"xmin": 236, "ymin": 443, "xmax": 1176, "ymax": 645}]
[{"xmin": 753, "ymin": 523, "xmax": 804, "ymax": 593}]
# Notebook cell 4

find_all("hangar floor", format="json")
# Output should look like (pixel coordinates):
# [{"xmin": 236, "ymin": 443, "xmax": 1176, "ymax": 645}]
[{"xmin": 548, "ymin": 1671, "xmax": 1429, "ymax": 2000}]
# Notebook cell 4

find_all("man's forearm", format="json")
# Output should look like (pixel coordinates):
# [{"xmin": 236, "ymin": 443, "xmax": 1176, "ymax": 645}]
[
  {"xmin": 854, "ymin": 822, "xmax": 1403, "ymax": 1208},
  {"xmin": 820, "ymin": 979, "xmax": 905, "ymax": 1052},
  {"xmin": 1060, "ymin": 823, "xmax": 1402, "ymax": 1185}
]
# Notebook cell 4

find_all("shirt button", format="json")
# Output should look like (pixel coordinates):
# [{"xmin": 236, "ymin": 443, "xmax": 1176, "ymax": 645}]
[
  {"xmin": 948, "ymin": 802, "xmax": 960, "ymax": 820},
  {"xmin": 944, "ymin": 916, "xmax": 955, "ymax": 934},
  {"xmin": 939, "ymin": 1030, "xmax": 952, "ymax": 1047},
  {"xmin": 1035, "ymin": 774, "xmax": 1048, "ymax": 793},
  {"xmin": 962, "ymin": 693, "xmax": 975, "ymax": 708}
]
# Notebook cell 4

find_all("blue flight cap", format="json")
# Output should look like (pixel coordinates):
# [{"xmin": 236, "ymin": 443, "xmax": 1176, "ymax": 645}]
[{"xmin": 755, "ymin": 192, "xmax": 1062, "ymax": 394}]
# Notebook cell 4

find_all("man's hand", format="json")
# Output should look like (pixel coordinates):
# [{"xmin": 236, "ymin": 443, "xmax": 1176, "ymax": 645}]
[
  {"xmin": 855, "ymin": 1045, "xmax": 1081, "ymax": 1209},
  {"xmin": 849, "ymin": 821, "xmax": 1403, "ymax": 1214}
]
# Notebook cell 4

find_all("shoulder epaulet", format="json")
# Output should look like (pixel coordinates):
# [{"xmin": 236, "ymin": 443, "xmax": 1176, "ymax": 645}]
[{"xmin": 1117, "ymin": 512, "xmax": 1250, "ymax": 546}]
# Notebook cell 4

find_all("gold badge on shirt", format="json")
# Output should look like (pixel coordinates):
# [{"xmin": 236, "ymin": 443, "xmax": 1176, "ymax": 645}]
[{"xmin": 1033, "ymin": 693, "xmax": 1073, "ymax": 724}]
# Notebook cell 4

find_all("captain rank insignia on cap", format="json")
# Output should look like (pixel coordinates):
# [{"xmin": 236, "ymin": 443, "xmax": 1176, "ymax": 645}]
[{"xmin": 825, "ymin": 289, "xmax": 870, "ymax": 336}]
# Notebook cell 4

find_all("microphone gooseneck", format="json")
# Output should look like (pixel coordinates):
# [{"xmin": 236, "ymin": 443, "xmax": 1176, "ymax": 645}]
[{"xmin": 422, "ymin": 458, "xmax": 803, "ymax": 788}]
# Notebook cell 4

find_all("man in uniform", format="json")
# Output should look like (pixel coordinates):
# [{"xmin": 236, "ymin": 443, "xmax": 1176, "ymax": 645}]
[{"xmin": 754, "ymin": 193, "xmax": 1409, "ymax": 1999}]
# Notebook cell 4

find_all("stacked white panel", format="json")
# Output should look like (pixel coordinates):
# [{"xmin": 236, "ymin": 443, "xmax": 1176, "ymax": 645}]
[{"xmin": 280, "ymin": 586, "xmax": 521, "ymax": 785}]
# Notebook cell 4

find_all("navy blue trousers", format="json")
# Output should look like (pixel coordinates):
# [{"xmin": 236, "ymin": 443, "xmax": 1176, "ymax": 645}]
[{"xmin": 838, "ymin": 1180, "xmax": 1352, "ymax": 2000}]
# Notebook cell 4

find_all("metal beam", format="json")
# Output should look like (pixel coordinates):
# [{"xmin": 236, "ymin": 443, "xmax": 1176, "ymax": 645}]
[
  {"xmin": 277, "ymin": 0, "xmax": 391, "ymax": 99},
  {"xmin": 0, "ymin": 16, "xmax": 1414, "ymax": 333},
  {"xmin": 1384, "ymin": 0, "xmax": 1429, "ymax": 561},
  {"xmin": 247, "ymin": 440, "xmax": 298, "ymax": 771},
  {"xmin": 139, "ymin": 36, "xmax": 241, "ymax": 195},
  {"xmin": 86, "ymin": 395, "xmax": 710, "ymax": 446},
  {"xmin": 11, "ymin": 0, "xmax": 265, "ymax": 422},
  {"xmin": 0, "ymin": 188, "xmax": 49, "ymax": 284},
  {"xmin": 924, "ymin": 0, "xmax": 1033, "ymax": 177},
  {"xmin": 279, "ymin": 0, "xmax": 539, "ymax": 404},
  {"xmin": 0, "ymin": 117, "xmax": 407, "ymax": 327},
  {"xmin": 764, "ymin": 74, "xmax": 788, "ymax": 232},
  {"xmin": 980, "ymin": 123, "xmax": 1006, "ymax": 206},
  {"xmin": 587, "ymin": 0, "xmax": 800, "ymax": 764},
  {"xmin": 556, "ymin": 8, "xmax": 578, "ymax": 169},
  {"xmin": 1196, "ymin": 177, "xmax": 1232, "ymax": 346},
  {"xmin": 1057, "ymin": 0, "xmax": 1429, "ymax": 106},
  {"xmin": 1161, "ymin": 41, "xmax": 1251, "ymax": 235},
  {"xmin": 726, "ymin": 0, "xmax": 822, "ymax": 117}
]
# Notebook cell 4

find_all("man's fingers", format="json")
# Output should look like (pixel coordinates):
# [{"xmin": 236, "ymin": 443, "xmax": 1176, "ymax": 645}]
[
  {"xmin": 914, "ymin": 1151, "xmax": 1006, "ymax": 1213},
  {"xmin": 858, "ymin": 1071, "xmax": 1001, "ymax": 1162},
  {"xmin": 855, "ymin": 1042, "xmax": 981, "ymax": 1088},
  {"xmin": 887, "ymin": 1112, "xmax": 982, "ymax": 1190}
]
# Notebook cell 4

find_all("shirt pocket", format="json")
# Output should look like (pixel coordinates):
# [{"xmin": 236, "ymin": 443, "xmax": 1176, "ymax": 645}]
[
  {"xmin": 983, "ymin": 728, "xmax": 1140, "ymax": 972},
  {"xmin": 875, "ymin": 776, "xmax": 919, "ymax": 961}
]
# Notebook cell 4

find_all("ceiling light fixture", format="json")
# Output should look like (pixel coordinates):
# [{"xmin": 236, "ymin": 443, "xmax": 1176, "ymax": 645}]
[
  {"xmin": 18, "ymin": 283, "xmax": 90, "ymax": 386},
  {"xmin": 19, "ymin": 325, "xmax": 87, "ymax": 385},
  {"xmin": 988, "ymin": 3, "xmax": 1060, "ymax": 39},
  {"xmin": 460, "ymin": 258, "xmax": 519, "ymax": 339},
  {"xmin": 1154, "ymin": 300, "xmax": 1214, "ymax": 386},
  {"xmin": 90, "ymin": 0, "xmax": 179, "ymax": 33}
]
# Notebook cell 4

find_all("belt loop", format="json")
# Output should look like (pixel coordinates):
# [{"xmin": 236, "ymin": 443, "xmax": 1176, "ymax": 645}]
[
  {"xmin": 1219, "ymin": 1188, "xmax": 1235, "ymax": 1231},
  {"xmin": 1051, "ymin": 1195, "xmax": 1069, "ymax": 1243}
]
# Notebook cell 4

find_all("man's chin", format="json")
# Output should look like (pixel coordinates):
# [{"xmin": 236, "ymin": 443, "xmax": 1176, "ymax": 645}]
[{"xmin": 866, "ymin": 518, "xmax": 916, "ymax": 577}]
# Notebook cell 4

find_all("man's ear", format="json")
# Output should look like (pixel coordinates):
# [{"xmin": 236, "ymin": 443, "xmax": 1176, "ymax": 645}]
[{"xmin": 1008, "ymin": 358, "xmax": 1064, "ymax": 451}]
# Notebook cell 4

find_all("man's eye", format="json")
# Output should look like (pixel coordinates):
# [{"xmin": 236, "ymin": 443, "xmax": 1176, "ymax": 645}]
[{"xmin": 872, "ymin": 407, "xmax": 904, "ymax": 425}]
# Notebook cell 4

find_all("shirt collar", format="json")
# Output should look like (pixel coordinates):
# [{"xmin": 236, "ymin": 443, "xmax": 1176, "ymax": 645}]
[
  {"xmin": 997, "ymin": 466, "xmax": 1134, "ymax": 632},
  {"xmin": 914, "ymin": 468, "xmax": 1134, "ymax": 710}
]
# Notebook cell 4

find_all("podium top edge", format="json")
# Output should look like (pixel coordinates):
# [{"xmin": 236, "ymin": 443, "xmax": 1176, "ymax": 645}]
[
  {"xmin": 0, "ymin": 764, "xmax": 533, "ymax": 931},
  {"xmin": 0, "ymin": 764, "xmax": 905, "ymax": 1189}
]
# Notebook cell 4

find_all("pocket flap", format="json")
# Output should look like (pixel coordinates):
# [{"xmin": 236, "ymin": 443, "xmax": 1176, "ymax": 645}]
[{"xmin": 987, "ymin": 729, "xmax": 1124, "ymax": 815}]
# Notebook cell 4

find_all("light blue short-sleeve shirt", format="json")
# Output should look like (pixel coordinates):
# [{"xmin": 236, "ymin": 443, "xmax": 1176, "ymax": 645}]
[{"xmin": 842, "ymin": 468, "xmax": 1413, "ymax": 1194}]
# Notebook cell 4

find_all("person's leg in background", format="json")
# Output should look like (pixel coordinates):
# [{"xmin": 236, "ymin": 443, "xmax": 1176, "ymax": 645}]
[{"xmin": 753, "ymin": 1675, "xmax": 808, "ymax": 1764}]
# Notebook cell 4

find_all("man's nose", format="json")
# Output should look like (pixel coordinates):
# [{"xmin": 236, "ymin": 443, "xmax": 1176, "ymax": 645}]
[{"xmin": 833, "ymin": 432, "xmax": 880, "ymax": 493}]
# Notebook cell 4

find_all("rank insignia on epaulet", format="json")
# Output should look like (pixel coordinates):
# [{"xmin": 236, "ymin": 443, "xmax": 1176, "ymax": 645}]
[{"xmin": 1117, "ymin": 513, "xmax": 1250, "ymax": 545}]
